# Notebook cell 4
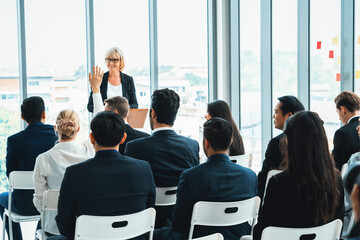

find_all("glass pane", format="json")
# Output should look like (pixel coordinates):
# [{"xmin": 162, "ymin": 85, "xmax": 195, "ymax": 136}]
[
  {"xmin": 355, "ymin": 1, "xmax": 360, "ymax": 93},
  {"xmin": 240, "ymin": 0, "xmax": 261, "ymax": 172},
  {"xmin": 94, "ymin": 0, "xmax": 150, "ymax": 109},
  {"xmin": 157, "ymin": 0, "xmax": 208, "ymax": 151},
  {"xmin": 25, "ymin": 0, "xmax": 88, "ymax": 141},
  {"xmin": 272, "ymin": 0, "xmax": 297, "ymax": 137},
  {"xmin": 310, "ymin": 0, "xmax": 341, "ymax": 148},
  {"xmin": 0, "ymin": 0, "xmax": 20, "ymax": 191}
]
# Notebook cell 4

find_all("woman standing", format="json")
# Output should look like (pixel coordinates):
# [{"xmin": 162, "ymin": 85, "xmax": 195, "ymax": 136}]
[{"xmin": 87, "ymin": 47, "xmax": 138, "ymax": 112}]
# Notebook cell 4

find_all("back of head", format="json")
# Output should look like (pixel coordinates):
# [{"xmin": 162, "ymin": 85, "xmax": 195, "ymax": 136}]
[
  {"xmin": 105, "ymin": 47, "xmax": 125, "ymax": 71},
  {"xmin": 334, "ymin": 91, "xmax": 360, "ymax": 112},
  {"xmin": 91, "ymin": 111, "xmax": 125, "ymax": 147},
  {"xmin": 151, "ymin": 88, "xmax": 180, "ymax": 125},
  {"xmin": 104, "ymin": 96, "xmax": 130, "ymax": 119},
  {"xmin": 56, "ymin": 109, "xmax": 80, "ymax": 140},
  {"xmin": 284, "ymin": 111, "xmax": 339, "ymax": 224},
  {"xmin": 203, "ymin": 117, "xmax": 232, "ymax": 151},
  {"xmin": 21, "ymin": 96, "xmax": 45, "ymax": 123},
  {"xmin": 278, "ymin": 95, "xmax": 305, "ymax": 116}
]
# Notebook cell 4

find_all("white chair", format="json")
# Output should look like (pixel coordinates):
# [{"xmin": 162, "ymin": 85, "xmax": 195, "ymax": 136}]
[
  {"xmin": 260, "ymin": 219, "xmax": 343, "ymax": 240},
  {"xmin": 35, "ymin": 190, "xmax": 60, "ymax": 240},
  {"xmin": 2, "ymin": 171, "xmax": 40, "ymax": 240},
  {"xmin": 193, "ymin": 233, "xmax": 224, "ymax": 240},
  {"xmin": 229, "ymin": 153, "xmax": 253, "ymax": 168},
  {"xmin": 188, "ymin": 197, "xmax": 261, "ymax": 240},
  {"xmin": 262, "ymin": 169, "xmax": 283, "ymax": 205},
  {"xmin": 74, "ymin": 208, "xmax": 156, "ymax": 240},
  {"xmin": 155, "ymin": 187, "xmax": 177, "ymax": 206},
  {"xmin": 341, "ymin": 163, "xmax": 349, "ymax": 178}
]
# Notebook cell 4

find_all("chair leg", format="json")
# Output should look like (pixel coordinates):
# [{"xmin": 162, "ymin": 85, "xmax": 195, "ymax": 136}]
[
  {"xmin": 8, "ymin": 216, "xmax": 12, "ymax": 240},
  {"xmin": 2, "ymin": 212, "xmax": 6, "ymax": 240}
]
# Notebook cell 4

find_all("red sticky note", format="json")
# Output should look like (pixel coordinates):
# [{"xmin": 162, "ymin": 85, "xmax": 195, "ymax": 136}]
[
  {"xmin": 317, "ymin": 41, "xmax": 322, "ymax": 49},
  {"xmin": 329, "ymin": 50, "xmax": 334, "ymax": 58},
  {"xmin": 336, "ymin": 73, "xmax": 341, "ymax": 82}
]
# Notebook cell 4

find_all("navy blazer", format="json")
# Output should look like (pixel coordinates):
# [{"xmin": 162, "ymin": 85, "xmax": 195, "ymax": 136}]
[
  {"xmin": 6, "ymin": 121, "xmax": 57, "ymax": 215},
  {"xmin": 155, "ymin": 154, "xmax": 257, "ymax": 240},
  {"xmin": 56, "ymin": 150, "xmax": 156, "ymax": 240},
  {"xmin": 257, "ymin": 133, "xmax": 285, "ymax": 200},
  {"xmin": 124, "ymin": 129, "xmax": 199, "ymax": 228},
  {"xmin": 119, "ymin": 124, "xmax": 150, "ymax": 155},
  {"xmin": 332, "ymin": 117, "xmax": 360, "ymax": 170},
  {"xmin": 87, "ymin": 71, "xmax": 138, "ymax": 112}
]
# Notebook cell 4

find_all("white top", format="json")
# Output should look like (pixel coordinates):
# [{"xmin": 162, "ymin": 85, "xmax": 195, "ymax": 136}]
[
  {"xmin": 93, "ymin": 92, "xmax": 105, "ymax": 114},
  {"xmin": 107, "ymin": 82, "xmax": 122, "ymax": 99},
  {"xmin": 33, "ymin": 140, "xmax": 95, "ymax": 234}
]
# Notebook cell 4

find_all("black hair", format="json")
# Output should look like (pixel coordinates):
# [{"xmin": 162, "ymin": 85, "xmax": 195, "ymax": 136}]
[
  {"xmin": 21, "ymin": 96, "xmax": 45, "ymax": 123},
  {"xmin": 203, "ymin": 117, "xmax": 232, "ymax": 151},
  {"xmin": 151, "ymin": 88, "xmax": 180, "ymax": 125},
  {"xmin": 90, "ymin": 111, "xmax": 125, "ymax": 147},
  {"xmin": 278, "ymin": 95, "xmax": 305, "ymax": 116}
]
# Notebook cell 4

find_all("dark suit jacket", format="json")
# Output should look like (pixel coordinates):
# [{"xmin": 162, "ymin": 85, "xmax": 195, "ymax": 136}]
[
  {"xmin": 155, "ymin": 154, "xmax": 257, "ymax": 240},
  {"xmin": 87, "ymin": 71, "xmax": 138, "ymax": 112},
  {"xmin": 257, "ymin": 133, "xmax": 284, "ymax": 200},
  {"xmin": 332, "ymin": 117, "xmax": 360, "ymax": 170},
  {"xmin": 119, "ymin": 124, "xmax": 150, "ymax": 155},
  {"xmin": 6, "ymin": 121, "xmax": 57, "ymax": 215},
  {"xmin": 124, "ymin": 129, "xmax": 199, "ymax": 228},
  {"xmin": 55, "ymin": 150, "xmax": 156, "ymax": 240},
  {"xmin": 253, "ymin": 171, "xmax": 344, "ymax": 240}
]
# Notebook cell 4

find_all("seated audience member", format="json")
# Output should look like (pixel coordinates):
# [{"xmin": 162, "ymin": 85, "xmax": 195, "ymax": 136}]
[
  {"xmin": 51, "ymin": 112, "xmax": 155, "ymax": 240},
  {"xmin": 345, "ymin": 164, "xmax": 360, "ymax": 240},
  {"xmin": 89, "ymin": 66, "xmax": 149, "ymax": 154},
  {"xmin": 253, "ymin": 111, "xmax": 344, "ymax": 240},
  {"xmin": 33, "ymin": 109, "xmax": 95, "ymax": 235},
  {"xmin": 155, "ymin": 117, "xmax": 257, "ymax": 240},
  {"xmin": 257, "ymin": 95, "xmax": 304, "ymax": 200},
  {"xmin": 333, "ymin": 91, "xmax": 360, "ymax": 171},
  {"xmin": 125, "ymin": 88, "xmax": 199, "ymax": 228},
  {"xmin": 205, "ymin": 100, "xmax": 245, "ymax": 156},
  {"xmin": 0, "ymin": 96, "xmax": 57, "ymax": 240}
]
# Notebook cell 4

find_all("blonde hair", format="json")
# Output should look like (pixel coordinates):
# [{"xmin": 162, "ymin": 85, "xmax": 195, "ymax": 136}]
[
  {"xmin": 105, "ymin": 47, "xmax": 125, "ymax": 71},
  {"xmin": 56, "ymin": 109, "xmax": 80, "ymax": 140}
]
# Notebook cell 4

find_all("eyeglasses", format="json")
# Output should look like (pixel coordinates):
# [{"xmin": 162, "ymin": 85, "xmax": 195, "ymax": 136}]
[{"xmin": 105, "ymin": 58, "xmax": 120, "ymax": 63}]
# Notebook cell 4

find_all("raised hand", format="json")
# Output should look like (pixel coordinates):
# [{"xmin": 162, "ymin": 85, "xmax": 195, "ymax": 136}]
[{"xmin": 88, "ymin": 65, "xmax": 104, "ymax": 93}]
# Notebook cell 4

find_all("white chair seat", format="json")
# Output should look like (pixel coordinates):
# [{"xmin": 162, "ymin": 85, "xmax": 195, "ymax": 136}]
[
  {"xmin": 4, "ymin": 209, "xmax": 40, "ymax": 223},
  {"xmin": 229, "ymin": 153, "xmax": 253, "ymax": 168},
  {"xmin": 35, "ymin": 229, "xmax": 50, "ymax": 240},
  {"xmin": 193, "ymin": 233, "xmax": 224, "ymax": 240}
]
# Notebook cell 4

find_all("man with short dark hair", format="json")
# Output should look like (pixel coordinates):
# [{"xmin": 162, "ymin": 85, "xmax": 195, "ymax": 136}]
[
  {"xmin": 54, "ymin": 111, "xmax": 156, "ymax": 240},
  {"xmin": 89, "ymin": 67, "xmax": 149, "ymax": 154},
  {"xmin": 155, "ymin": 117, "xmax": 257, "ymax": 239},
  {"xmin": 124, "ymin": 88, "xmax": 200, "ymax": 228},
  {"xmin": 1, "ymin": 96, "xmax": 57, "ymax": 240},
  {"xmin": 333, "ymin": 91, "xmax": 360, "ymax": 171},
  {"xmin": 257, "ymin": 95, "xmax": 304, "ymax": 200}
]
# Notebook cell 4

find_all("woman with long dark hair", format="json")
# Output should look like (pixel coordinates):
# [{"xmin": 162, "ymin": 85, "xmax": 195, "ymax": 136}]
[
  {"xmin": 205, "ymin": 100, "xmax": 245, "ymax": 156},
  {"xmin": 253, "ymin": 111, "xmax": 344, "ymax": 240}
]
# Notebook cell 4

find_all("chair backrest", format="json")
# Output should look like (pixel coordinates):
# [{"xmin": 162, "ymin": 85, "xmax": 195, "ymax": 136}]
[
  {"xmin": 188, "ymin": 197, "xmax": 261, "ymax": 240},
  {"xmin": 155, "ymin": 187, "xmax": 177, "ymax": 206},
  {"xmin": 341, "ymin": 163, "xmax": 348, "ymax": 179},
  {"xmin": 261, "ymin": 219, "xmax": 343, "ymax": 240},
  {"xmin": 262, "ymin": 169, "xmax": 283, "ymax": 205},
  {"xmin": 229, "ymin": 154, "xmax": 253, "ymax": 168},
  {"xmin": 192, "ymin": 233, "xmax": 224, "ymax": 240},
  {"xmin": 74, "ymin": 208, "xmax": 156, "ymax": 240},
  {"xmin": 9, "ymin": 171, "xmax": 35, "ymax": 190},
  {"xmin": 41, "ymin": 190, "xmax": 60, "ymax": 236}
]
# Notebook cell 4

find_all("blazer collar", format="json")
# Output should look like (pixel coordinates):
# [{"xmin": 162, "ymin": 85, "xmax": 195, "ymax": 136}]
[
  {"xmin": 348, "ymin": 116, "xmax": 360, "ymax": 124},
  {"xmin": 206, "ymin": 154, "xmax": 231, "ymax": 163},
  {"xmin": 94, "ymin": 150, "xmax": 121, "ymax": 158},
  {"xmin": 26, "ymin": 121, "xmax": 45, "ymax": 130},
  {"xmin": 152, "ymin": 129, "xmax": 177, "ymax": 136}
]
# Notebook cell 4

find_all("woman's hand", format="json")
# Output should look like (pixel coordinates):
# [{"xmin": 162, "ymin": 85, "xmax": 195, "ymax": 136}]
[
  {"xmin": 89, "ymin": 65, "xmax": 104, "ymax": 93},
  {"xmin": 351, "ymin": 184, "xmax": 360, "ymax": 223}
]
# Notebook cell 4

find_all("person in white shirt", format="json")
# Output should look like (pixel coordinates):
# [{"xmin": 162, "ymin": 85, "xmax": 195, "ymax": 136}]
[{"xmin": 33, "ymin": 109, "xmax": 95, "ymax": 235}]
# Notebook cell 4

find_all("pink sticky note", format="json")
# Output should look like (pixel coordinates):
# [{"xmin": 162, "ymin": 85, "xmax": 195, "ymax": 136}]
[
  {"xmin": 317, "ymin": 41, "xmax": 322, "ymax": 49},
  {"xmin": 336, "ymin": 73, "xmax": 341, "ymax": 82},
  {"xmin": 329, "ymin": 50, "xmax": 334, "ymax": 58}
]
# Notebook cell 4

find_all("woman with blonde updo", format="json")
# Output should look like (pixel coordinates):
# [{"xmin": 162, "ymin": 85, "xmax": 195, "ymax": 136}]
[{"xmin": 33, "ymin": 109, "xmax": 95, "ymax": 235}]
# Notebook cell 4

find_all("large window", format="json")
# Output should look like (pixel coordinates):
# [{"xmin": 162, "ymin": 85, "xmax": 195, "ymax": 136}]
[
  {"xmin": 240, "ymin": 0, "xmax": 261, "ymax": 172},
  {"xmin": 355, "ymin": 1, "xmax": 360, "ymax": 93},
  {"xmin": 272, "ymin": 0, "xmax": 297, "ymax": 137},
  {"xmin": 94, "ymin": 0, "xmax": 150, "ymax": 110},
  {"xmin": 310, "ymin": 0, "xmax": 341, "ymax": 147},
  {"xmin": 0, "ymin": 0, "xmax": 20, "ymax": 192},
  {"xmin": 157, "ymin": 0, "xmax": 208, "ymax": 146},
  {"xmin": 25, "ymin": 0, "xmax": 88, "ymax": 141}
]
